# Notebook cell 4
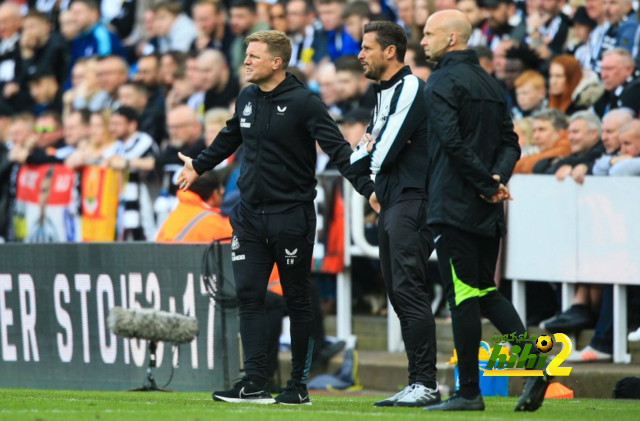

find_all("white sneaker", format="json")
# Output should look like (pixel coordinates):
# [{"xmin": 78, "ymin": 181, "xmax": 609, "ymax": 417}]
[
  {"xmin": 395, "ymin": 383, "xmax": 442, "ymax": 407},
  {"xmin": 628, "ymin": 327, "xmax": 640, "ymax": 342},
  {"xmin": 373, "ymin": 384, "xmax": 414, "ymax": 407},
  {"xmin": 565, "ymin": 345, "xmax": 612, "ymax": 363}
]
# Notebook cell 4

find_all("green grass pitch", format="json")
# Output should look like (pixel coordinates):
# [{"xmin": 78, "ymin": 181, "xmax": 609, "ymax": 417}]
[{"xmin": 1, "ymin": 389, "xmax": 638, "ymax": 421}]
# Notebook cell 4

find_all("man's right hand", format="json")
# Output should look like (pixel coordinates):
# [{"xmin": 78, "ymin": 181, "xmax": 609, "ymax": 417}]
[
  {"xmin": 176, "ymin": 152, "xmax": 199, "ymax": 191},
  {"xmin": 481, "ymin": 183, "xmax": 512, "ymax": 203},
  {"xmin": 369, "ymin": 192, "xmax": 381, "ymax": 214}
]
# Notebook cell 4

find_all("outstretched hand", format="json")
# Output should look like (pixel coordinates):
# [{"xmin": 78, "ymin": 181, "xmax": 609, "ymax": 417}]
[{"xmin": 175, "ymin": 152, "xmax": 199, "ymax": 191}]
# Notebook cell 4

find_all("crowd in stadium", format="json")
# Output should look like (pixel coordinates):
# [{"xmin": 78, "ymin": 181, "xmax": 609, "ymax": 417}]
[{"xmin": 0, "ymin": 0, "xmax": 639, "ymax": 363}]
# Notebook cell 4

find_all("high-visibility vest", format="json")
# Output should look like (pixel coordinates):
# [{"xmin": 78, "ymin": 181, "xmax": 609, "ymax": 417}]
[{"xmin": 155, "ymin": 190, "xmax": 232, "ymax": 242}]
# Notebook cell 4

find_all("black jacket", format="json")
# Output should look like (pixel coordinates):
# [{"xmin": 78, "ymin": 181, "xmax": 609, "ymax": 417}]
[
  {"xmin": 592, "ymin": 77, "xmax": 640, "ymax": 117},
  {"xmin": 351, "ymin": 66, "xmax": 429, "ymax": 209},
  {"xmin": 424, "ymin": 50, "xmax": 520, "ymax": 237},
  {"xmin": 192, "ymin": 73, "xmax": 374, "ymax": 213},
  {"xmin": 533, "ymin": 140, "xmax": 606, "ymax": 174}
]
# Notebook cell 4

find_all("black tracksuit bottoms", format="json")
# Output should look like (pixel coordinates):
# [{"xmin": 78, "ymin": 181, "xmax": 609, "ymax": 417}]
[
  {"xmin": 229, "ymin": 202, "xmax": 316, "ymax": 384},
  {"xmin": 378, "ymin": 198, "xmax": 437, "ymax": 387},
  {"xmin": 431, "ymin": 224, "xmax": 539, "ymax": 396}
]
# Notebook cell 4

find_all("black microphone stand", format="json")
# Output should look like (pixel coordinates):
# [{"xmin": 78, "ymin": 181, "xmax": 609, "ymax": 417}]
[{"xmin": 130, "ymin": 341, "xmax": 172, "ymax": 392}]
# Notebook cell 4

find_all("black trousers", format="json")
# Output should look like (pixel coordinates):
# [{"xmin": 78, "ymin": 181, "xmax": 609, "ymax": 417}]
[
  {"xmin": 229, "ymin": 202, "xmax": 316, "ymax": 383},
  {"xmin": 432, "ymin": 224, "xmax": 538, "ymax": 393},
  {"xmin": 378, "ymin": 198, "xmax": 437, "ymax": 386}
]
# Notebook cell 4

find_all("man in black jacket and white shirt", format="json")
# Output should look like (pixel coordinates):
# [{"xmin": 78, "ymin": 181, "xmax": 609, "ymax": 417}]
[
  {"xmin": 350, "ymin": 21, "xmax": 439, "ymax": 408},
  {"xmin": 176, "ymin": 30, "xmax": 374, "ymax": 405},
  {"xmin": 421, "ymin": 10, "xmax": 550, "ymax": 412}
]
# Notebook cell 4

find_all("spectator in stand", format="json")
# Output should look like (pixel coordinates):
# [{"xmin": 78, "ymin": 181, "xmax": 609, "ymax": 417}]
[
  {"xmin": 316, "ymin": 62, "xmax": 341, "ymax": 117},
  {"xmin": 513, "ymin": 108, "xmax": 570, "ymax": 173},
  {"xmin": 77, "ymin": 55, "xmax": 130, "ymax": 112},
  {"xmin": 470, "ymin": 45, "xmax": 493, "ymax": 75},
  {"xmin": 59, "ymin": 10, "xmax": 79, "ymax": 44},
  {"xmin": 159, "ymin": 50, "xmax": 187, "ymax": 91},
  {"xmin": 24, "ymin": 65, "xmax": 63, "ymax": 117},
  {"xmin": 133, "ymin": 54, "xmax": 164, "ymax": 109},
  {"xmin": 155, "ymin": 105, "xmax": 206, "ymax": 223},
  {"xmin": 503, "ymin": 45, "xmax": 541, "ymax": 110},
  {"xmin": 566, "ymin": 6, "xmax": 597, "ymax": 68},
  {"xmin": 66, "ymin": 110, "xmax": 118, "ymax": 168},
  {"xmin": 593, "ymin": 48, "xmax": 640, "ymax": 117},
  {"xmin": 533, "ymin": 111, "xmax": 604, "ymax": 178},
  {"xmin": 6, "ymin": 113, "xmax": 36, "ymax": 166},
  {"xmin": 286, "ymin": 0, "xmax": 316, "ymax": 74},
  {"xmin": 184, "ymin": 53, "xmax": 207, "ymax": 113},
  {"xmin": 0, "ymin": 2, "xmax": 30, "ymax": 112},
  {"xmin": 414, "ymin": 0, "xmax": 430, "ymax": 32},
  {"xmin": 339, "ymin": 107, "xmax": 370, "ymax": 148},
  {"xmin": 199, "ymin": 49, "xmax": 240, "ymax": 111},
  {"xmin": 405, "ymin": 41, "xmax": 433, "ymax": 81},
  {"xmin": 269, "ymin": 1, "xmax": 289, "ymax": 33},
  {"xmin": 548, "ymin": 55, "xmax": 604, "ymax": 116},
  {"xmin": 492, "ymin": 38, "xmax": 515, "ymax": 82},
  {"xmin": 64, "ymin": 109, "xmax": 91, "ymax": 149},
  {"xmin": 153, "ymin": 1, "xmax": 197, "ymax": 53},
  {"xmin": 511, "ymin": 70, "xmax": 547, "ymax": 120},
  {"xmin": 602, "ymin": 119, "xmax": 640, "ymax": 176},
  {"xmin": 480, "ymin": 0, "xmax": 526, "ymax": 50},
  {"xmin": 229, "ymin": 0, "xmax": 269, "ymax": 76},
  {"xmin": 137, "ymin": 9, "xmax": 160, "ymax": 56},
  {"xmin": 68, "ymin": 0, "xmax": 124, "ymax": 75},
  {"xmin": 457, "ymin": 0, "xmax": 485, "ymax": 48},
  {"xmin": 342, "ymin": 1, "xmax": 370, "ymax": 46},
  {"xmin": 513, "ymin": 117, "xmax": 537, "ymax": 156},
  {"xmin": 597, "ymin": 0, "xmax": 637, "ymax": 66},
  {"xmin": 204, "ymin": 108, "xmax": 233, "ymax": 148},
  {"xmin": 584, "ymin": 0, "xmax": 608, "ymax": 72},
  {"xmin": 190, "ymin": 0, "xmax": 233, "ymax": 63},
  {"xmin": 64, "ymin": 58, "xmax": 100, "ymax": 117},
  {"xmin": 527, "ymin": 0, "xmax": 571, "ymax": 59},
  {"xmin": 334, "ymin": 55, "xmax": 375, "ymax": 115},
  {"xmin": 166, "ymin": 63, "xmax": 197, "ymax": 111},
  {"xmin": 592, "ymin": 108, "xmax": 634, "ymax": 175},
  {"xmin": 313, "ymin": 0, "xmax": 361, "ymax": 62},
  {"xmin": 12, "ymin": 111, "xmax": 75, "ymax": 166},
  {"xmin": 17, "ymin": 11, "xmax": 68, "ymax": 91},
  {"xmin": 155, "ymin": 169, "xmax": 232, "ymax": 241},
  {"xmin": 104, "ymin": 107, "xmax": 158, "ymax": 241},
  {"xmin": 118, "ymin": 81, "xmax": 167, "ymax": 145}
]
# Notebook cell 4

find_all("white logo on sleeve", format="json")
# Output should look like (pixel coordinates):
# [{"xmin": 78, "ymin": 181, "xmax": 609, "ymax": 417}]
[
  {"xmin": 285, "ymin": 248, "xmax": 298, "ymax": 265},
  {"xmin": 243, "ymin": 102, "xmax": 253, "ymax": 116}
]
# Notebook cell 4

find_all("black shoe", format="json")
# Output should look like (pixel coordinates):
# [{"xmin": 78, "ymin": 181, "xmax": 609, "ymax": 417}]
[
  {"xmin": 274, "ymin": 379, "xmax": 312, "ymax": 405},
  {"xmin": 424, "ymin": 393, "xmax": 485, "ymax": 411},
  {"xmin": 543, "ymin": 306, "xmax": 593, "ymax": 332},
  {"xmin": 212, "ymin": 377, "xmax": 275, "ymax": 404},
  {"xmin": 514, "ymin": 374, "xmax": 552, "ymax": 411}
]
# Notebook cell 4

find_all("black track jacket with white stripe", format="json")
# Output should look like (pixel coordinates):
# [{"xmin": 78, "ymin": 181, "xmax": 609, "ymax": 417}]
[{"xmin": 350, "ymin": 66, "xmax": 429, "ymax": 210}]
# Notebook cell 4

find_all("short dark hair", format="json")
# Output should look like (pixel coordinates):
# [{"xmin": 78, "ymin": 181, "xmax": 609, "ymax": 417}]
[
  {"xmin": 470, "ymin": 45, "xmax": 493, "ymax": 61},
  {"xmin": 37, "ymin": 110, "xmax": 62, "ymax": 126},
  {"xmin": 189, "ymin": 170, "xmax": 222, "ymax": 201},
  {"xmin": 154, "ymin": 1, "xmax": 183, "ymax": 15},
  {"xmin": 342, "ymin": 0, "xmax": 370, "ymax": 19},
  {"xmin": 193, "ymin": 0, "xmax": 226, "ymax": 14},
  {"xmin": 318, "ymin": 0, "xmax": 347, "ymax": 5},
  {"xmin": 532, "ymin": 108, "xmax": 569, "ymax": 131},
  {"xmin": 287, "ymin": 0, "xmax": 314, "ymax": 14},
  {"xmin": 122, "ymin": 81, "xmax": 149, "ymax": 97},
  {"xmin": 113, "ymin": 106, "xmax": 140, "ymax": 125},
  {"xmin": 24, "ymin": 10, "xmax": 50, "ymax": 23},
  {"xmin": 334, "ymin": 54, "xmax": 364, "ymax": 75},
  {"xmin": 363, "ymin": 21, "xmax": 407, "ymax": 62},
  {"xmin": 69, "ymin": 0, "xmax": 99, "ymax": 10},
  {"xmin": 230, "ymin": 0, "xmax": 257, "ymax": 13},
  {"xmin": 69, "ymin": 109, "xmax": 91, "ymax": 125}
]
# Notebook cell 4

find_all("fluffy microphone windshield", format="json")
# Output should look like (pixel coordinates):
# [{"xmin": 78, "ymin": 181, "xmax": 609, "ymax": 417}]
[{"xmin": 108, "ymin": 307, "xmax": 199, "ymax": 344}]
